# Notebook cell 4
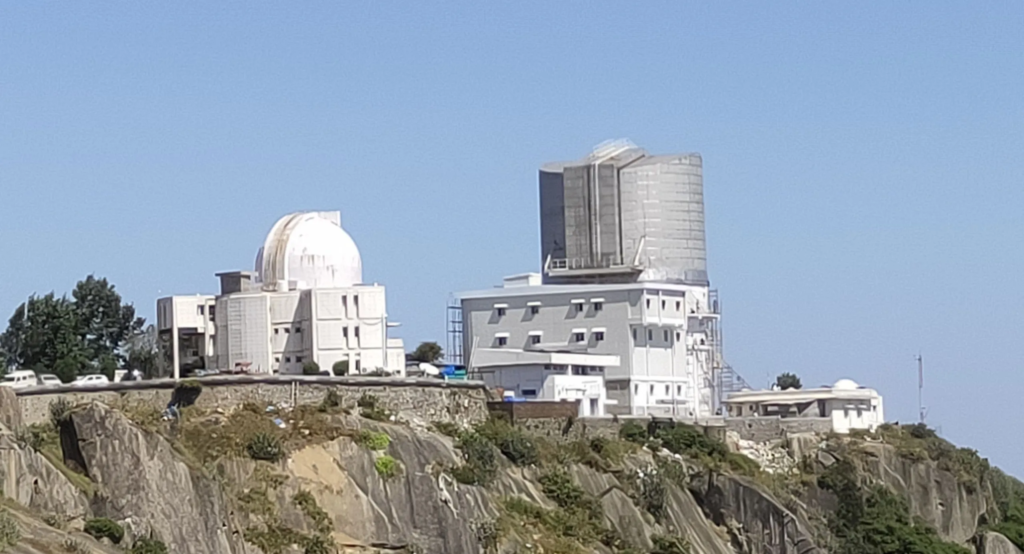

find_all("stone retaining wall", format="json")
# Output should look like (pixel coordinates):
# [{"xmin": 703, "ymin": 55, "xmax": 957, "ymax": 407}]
[
  {"xmin": 15, "ymin": 376, "xmax": 489, "ymax": 427},
  {"xmin": 725, "ymin": 416, "xmax": 833, "ymax": 442}
]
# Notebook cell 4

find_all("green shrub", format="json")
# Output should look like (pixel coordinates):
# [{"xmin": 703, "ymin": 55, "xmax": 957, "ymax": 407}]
[
  {"xmin": 84, "ymin": 517, "xmax": 124, "ymax": 545},
  {"xmin": 318, "ymin": 389, "xmax": 342, "ymax": 412},
  {"xmin": 302, "ymin": 362, "xmax": 321, "ymax": 375},
  {"xmin": 49, "ymin": 398, "xmax": 74, "ymax": 427},
  {"xmin": 301, "ymin": 534, "xmax": 334, "ymax": 554},
  {"xmin": 332, "ymin": 360, "xmax": 349, "ymax": 376},
  {"xmin": 619, "ymin": 421, "xmax": 648, "ymax": 444},
  {"xmin": 171, "ymin": 379, "xmax": 203, "ymax": 407},
  {"xmin": 292, "ymin": 490, "xmax": 332, "ymax": 535},
  {"xmin": 637, "ymin": 467, "xmax": 668, "ymax": 521},
  {"xmin": 432, "ymin": 421, "xmax": 461, "ymax": 438},
  {"xmin": 0, "ymin": 510, "xmax": 18, "ymax": 551},
  {"xmin": 131, "ymin": 537, "xmax": 169, "ymax": 554},
  {"xmin": 357, "ymin": 394, "xmax": 392, "ymax": 421},
  {"xmin": 452, "ymin": 431, "xmax": 499, "ymax": 485},
  {"xmin": 651, "ymin": 534, "xmax": 691, "ymax": 554},
  {"xmin": 477, "ymin": 418, "xmax": 538, "ymax": 467},
  {"xmin": 539, "ymin": 470, "xmax": 602, "ymax": 520},
  {"xmin": 656, "ymin": 423, "xmax": 727, "ymax": 460},
  {"xmin": 375, "ymin": 455, "xmax": 400, "ymax": 480},
  {"xmin": 246, "ymin": 432, "xmax": 284, "ymax": 462},
  {"xmin": 588, "ymin": 436, "xmax": 631, "ymax": 465},
  {"xmin": 355, "ymin": 430, "xmax": 391, "ymax": 451}
]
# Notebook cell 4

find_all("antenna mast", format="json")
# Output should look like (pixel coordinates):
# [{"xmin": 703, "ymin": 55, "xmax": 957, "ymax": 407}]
[{"xmin": 916, "ymin": 354, "xmax": 926, "ymax": 424}]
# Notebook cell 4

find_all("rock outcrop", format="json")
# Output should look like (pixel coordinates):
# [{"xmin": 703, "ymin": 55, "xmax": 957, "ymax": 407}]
[
  {"xmin": 68, "ymin": 402, "xmax": 239, "ymax": 554},
  {"xmin": 977, "ymin": 532, "xmax": 1024, "ymax": 554},
  {"xmin": 0, "ymin": 388, "xmax": 22, "ymax": 433},
  {"xmin": 858, "ymin": 442, "xmax": 989, "ymax": 544},
  {"xmin": 0, "ymin": 433, "xmax": 91, "ymax": 519}
]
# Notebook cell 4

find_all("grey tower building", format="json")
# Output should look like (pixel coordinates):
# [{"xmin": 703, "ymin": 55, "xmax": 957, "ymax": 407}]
[{"xmin": 539, "ymin": 139, "xmax": 708, "ymax": 285}]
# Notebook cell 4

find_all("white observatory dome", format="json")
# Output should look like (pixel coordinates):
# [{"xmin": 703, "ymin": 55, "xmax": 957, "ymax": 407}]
[
  {"xmin": 832, "ymin": 378, "xmax": 860, "ymax": 390},
  {"xmin": 255, "ymin": 211, "xmax": 362, "ymax": 290}
]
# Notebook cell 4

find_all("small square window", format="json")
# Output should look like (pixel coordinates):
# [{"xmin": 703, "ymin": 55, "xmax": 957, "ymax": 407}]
[
  {"xmin": 496, "ymin": 336, "xmax": 508, "ymax": 346},
  {"xmin": 296, "ymin": 356, "xmax": 303, "ymax": 363},
  {"xmin": 530, "ymin": 306, "xmax": 540, "ymax": 315},
  {"xmin": 573, "ymin": 332, "xmax": 585, "ymax": 343},
  {"xmin": 275, "ymin": 357, "xmax": 281, "ymax": 363},
  {"xmin": 594, "ymin": 331, "xmax": 605, "ymax": 341},
  {"xmin": 497, "ymin": 307, "xmax": 506, "ymax": 316},
  {"xmin": 284, "ymin": 328, "xmax": 290, "ymax": 334},
  {"xmin": 530, "ymin": 335, "xmax": 541, "ymax": 345},
  {"xmin": 285, "ymin": 356, "xmax": 291, "ymax": 363},
  {"xmin": 295, "ymin": 327, "xmax": 302, "ymax": 333},
  {"xmin": 574, "ymin": 303, "xmax": 583, "ymax": 314},
  {"xmin": 594, "ymin": 302, "xmax": 603, "ymax": 312},
  {"xmin": 274, "ymin": 328, "xmax": 279, "ymax": 335}
]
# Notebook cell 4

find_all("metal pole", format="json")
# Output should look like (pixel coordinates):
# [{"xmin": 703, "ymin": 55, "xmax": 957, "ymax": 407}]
[{"xmin": 916, "ymin": 354, "xmax": 925, "ymax": 424}]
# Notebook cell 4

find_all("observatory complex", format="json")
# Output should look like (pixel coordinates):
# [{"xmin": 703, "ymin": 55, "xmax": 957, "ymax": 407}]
[
  {"xmin": 456, "ymin": 140, "xmax": 746, "ymax": 418},
  {"xmin": 157, "ymin": 211, "xmax": 404, "ymax": 378}
]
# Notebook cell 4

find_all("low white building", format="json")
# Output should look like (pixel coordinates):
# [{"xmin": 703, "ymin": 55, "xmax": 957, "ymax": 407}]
[
  {"xmin": 459, "ymin": 273, "xmax": 721, "ymax": 418},
  {"xmin": 723, "ymin": 379, "xmax": 885, "ymax": 434},
  {"xmin": 158, "ymin": 211, "xmax": 404, "ymax": 378},
  {"xmin": 471, "ymin": 348, "xmax": 619, "ymax": 417}
]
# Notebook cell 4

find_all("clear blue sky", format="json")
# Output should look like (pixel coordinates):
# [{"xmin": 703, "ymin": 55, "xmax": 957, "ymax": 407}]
[{"xmin": 2, "ymin": 3, "xmax": 1023, "ymax": 473}]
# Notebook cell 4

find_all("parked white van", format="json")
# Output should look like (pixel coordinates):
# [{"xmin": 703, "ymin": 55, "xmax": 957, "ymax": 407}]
[{"xmin": 0, "ymin": 370, "xmax": 38, "ymax": 389}]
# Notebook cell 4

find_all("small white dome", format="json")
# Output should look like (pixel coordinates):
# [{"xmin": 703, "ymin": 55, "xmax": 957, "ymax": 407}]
[
  {"xmin": 256, "ymin": 212, "xmax": 362, "ymax": 289},
  {"xmin": 832, "ymin": 378, "xmax": 859, "ymax": 390}
]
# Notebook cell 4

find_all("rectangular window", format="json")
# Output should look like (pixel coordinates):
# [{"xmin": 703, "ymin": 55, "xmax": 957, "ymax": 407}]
[
  {"xmin": 645, "ymin": 298, "xmax": 651, "ymax": 309},
  {"xmin": 530, "ymin": 306, "xmax": 540, "ymax": 315},
  {"xmin": 274, "ymin": 328, "xmax": 279, "ymax": 335},
  {"xmin": 275, "ymin": 357, "xmax": 281, "ymax": 363},
  {"xmin": 676, "ymin": 301, "xmax": 681, "ymax": 311},
  {"xmin": 355, "ymin": 359, "xmax": 361, "ymax": 372},
  {"xmin": 574, "ymin": 303, "xmax": 583, "ymax": 314},
  {"xmin": 354, "ymin": 327, "xmax": 360, "ymax": 338},
  {"xmin": 342, "ymin": 296, "xmax": 347, "ymax": 309},
  {"xmin": 594, "ymin": 302, "xmax": 603, "ymax": 312},
  {"xmin": 677, "ymin": 385, "xmax": 683, "ymax": 395},
  {"xmin": 649, "ymin": 385, "xmax": 654, "ymax": 395},
  {"xmin": 530, "ymin": 335, "xmax": 541, "ymax": 345},
  {"xmin": 285, "ymin": 356, "xmax": 291, "ymax": 363},
  {"xmin": 594, "ymin": 331, "xmax": 605, "ymax": 341},
  {"xmin": 634, "ymin": 384, "xmax": 639, "ymax": 395},
  {"xmin": 647, "ymin": 329, "xmax": 653, "ymax": 341},
  {"xmin": 573, "ymin": 332, "xmax": 585, "ymax": 343},
  {"xmin": 661, "ymin": 300, "xmax": 666, "ymax": 310},
  {"xmin": 197, "ymin": 306, "xmax": 205, "ymax": 316},
  {"xmin": 676, "ymin": 332, "xmax": 681, "ymax": 341},
  {"xmin": 209, "ymin": 306, "xmax": 216, "ymax": 321},
  {"xmin": 632, "ymin": 328, "xmax": 638, "ymax": 341},
  {"xmin": 354, "ymin": 295, "xmax": 359, "ymax": 307},
  {"xmin": 665, "ymin": 385, "xmax": 670, "ymax": 396},
  {"xmin": 664, "ymin": 330, "xmax": 670, "ymax": 342},
  {"xmin": 295, "ymin": 326, "xmax": 302, "ymax": 333},
  {"xmin": 343, "ymin": 327, "xmax": 348, "ymax": 338},
  {"xmin": 497, "ymin": 307, "xmax": 506, "ymax": 316},
  {"xmin": 521, "ymin": 389, "xmax": 538, "ymax": 398},
  {"xmin": 496, "ymin": 336, "xmax": 508, "ymax": 346},
  {"xmin": 284, "ymin": 328, "xmax": 290, "ymax": 334},
  {"xmin": 296, "ymin": 356, "xmax": 303, "ymax": 363}
]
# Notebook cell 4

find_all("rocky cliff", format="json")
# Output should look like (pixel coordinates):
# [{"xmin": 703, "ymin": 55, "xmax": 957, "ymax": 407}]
[{"xmin": 1, "ymin": 387, "xmax": 1022, "ymax": 554}]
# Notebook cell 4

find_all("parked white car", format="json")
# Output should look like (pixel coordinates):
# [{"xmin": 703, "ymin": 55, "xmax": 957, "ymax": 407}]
[
  {"xmin": 37, "ymin": 374, "xmax": 63, "ymax": 387},
  {"xmin": 0, "ymin": 370, "xmax": 39, "ymax": 389},
  {"xmin": 72, "ymin": 374, "xmax": 110, "ymax": 387}
]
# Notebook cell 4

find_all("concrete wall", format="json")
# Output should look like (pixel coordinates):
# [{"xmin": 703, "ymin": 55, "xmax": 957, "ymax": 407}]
[
  {"xmin": 726, "ymin": 416, "xmax": 834, "ymax": 442},
  {"xmin": 16, "ymin": 376, "xmax": 488, "ymax": 427}
]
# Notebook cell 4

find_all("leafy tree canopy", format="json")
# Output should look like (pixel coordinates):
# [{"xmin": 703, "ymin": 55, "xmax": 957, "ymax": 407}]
[
  {"xmin": 775, "ymin": 372, "xmax": 802, "ymax": 390},
  {"xmin": 409, "ymin": 341, "xmax": 443, "ymax": 364}
]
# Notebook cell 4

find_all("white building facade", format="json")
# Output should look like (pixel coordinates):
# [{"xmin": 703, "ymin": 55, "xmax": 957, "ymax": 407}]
[
  {"xmin": 723, "ymin": 379, "xmax": 885, "ymax": 434},
  {"xmin": 158, "ymin": 211, "xmax": 404, "ymax": 378},
  {"xmin": 460, "ymin": 273, "xmax": 720, "ymax": 417}
]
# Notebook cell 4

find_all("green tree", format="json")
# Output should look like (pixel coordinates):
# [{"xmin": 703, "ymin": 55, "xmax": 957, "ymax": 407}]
[
  {"xmin": 410, "ymin": 341, "xmax": 443, "ymax": 364},
  {"xmin": 0, "ymin": 293, "xmax": 87, "ymax": 372},
  {"xmin": 332, "ymin": 360, "xmax": 349, "ymax": 376},
  {"xmin": 302, "ymin": 361, "xmax": 322, "ymax": 375},
  {"xmin": 775, "ymin": 372, "xmax": 802, "ymax": 390},
  {"xmin": 72, "ymin": 275, "xmax": 144, "ymax": 364}
]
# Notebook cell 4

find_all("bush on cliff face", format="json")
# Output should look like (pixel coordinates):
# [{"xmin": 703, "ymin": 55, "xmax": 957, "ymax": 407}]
[
  {"xmin": 451, "ymin": 431, "xmax": 499, "ymax": 485},
  {"xmin": 0, "ymin": 510, "xmax": 19, "ymax": 551},
  {"xmin": 84, "ymin": 518, "xmax": 124, "ymax": 545},
  {"xmin": 651, "ymin": 534, "xmax": 691, "ymax": 554},
  {"xmin": 374, "ymin": 455, "xmax": 400, "ymax": 480},
  {"xmin": 877, "ymin": 424, "xmax": 990, "ymax": 492},
  {"xmin": 477, "ymin": 417, "xmax": 538, "ymax": 467},
  {"xmin": 355, "ymin": 430, "xmax": 391, "ymax": 451},
  {"xmin": 246, "ymin": 432, "xmax": 284, "ymax": 462},
  {"xmin": 131, "ymin": 537, "xmax": 169, "ymax": 554},
  {"xmin": 818, "ymin": 459, "xmax": 970, "ymax": 554}
]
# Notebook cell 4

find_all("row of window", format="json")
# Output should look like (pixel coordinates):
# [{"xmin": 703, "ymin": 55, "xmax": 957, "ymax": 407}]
[
  {"xmin": 273, "ymin": 325, "xmax": 362, "ymax": 338},
  {"xmin": 495, "ymin": 302, "xmax": 604, "ymax": 317},
  {"xmin": 632, "ymin": 328, "xmax": 685, "ymax": 343},
  {"xmin": 645, "ymin": 298, "xmax": 684, "ymax": 312},
  {"xmin": 495, "ymin": 330, "xmax": 605, "ymax": 346},
  {"xmin": 195, "ymin": 305, "xmax": 216, "ymax": 320},
  {"xmin": 634, "ymin": 383, "xmax": 686, "ymax": 397}
]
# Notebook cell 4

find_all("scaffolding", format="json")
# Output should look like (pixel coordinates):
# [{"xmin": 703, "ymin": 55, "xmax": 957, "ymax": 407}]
[
  {"xmin": 445, "ymin": 300, "xmax": 463, "ymax": 366},
  {"xmin": 708, "ymin": 289, "xmax": 750, "ymax": 414}
]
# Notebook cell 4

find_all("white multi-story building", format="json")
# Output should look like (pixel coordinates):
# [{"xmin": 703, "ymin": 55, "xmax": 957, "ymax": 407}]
[
  {"xmin": 458, "ymin": 140, "xmax": 737, "ymax": 418},
  {"xmin": 723, "ymin": 379, "xmax": 885, "ymax": 434},
  {"xmin": 460, "ymin": 273, "xmax": 720, "ymax": 417},
  {"xmin": 158, "ymin": 211, "xmax": 404, "ymax": 378}
]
